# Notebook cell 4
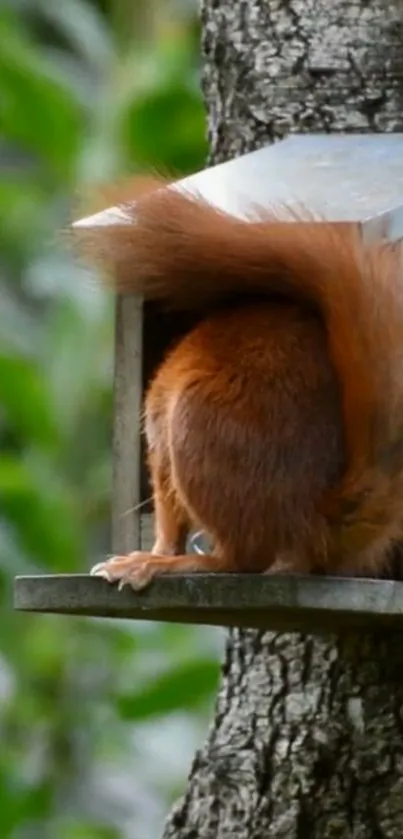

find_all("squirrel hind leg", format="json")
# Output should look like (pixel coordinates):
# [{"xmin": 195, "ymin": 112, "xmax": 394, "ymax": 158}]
[
  {"xmin": 147, "ymin": 447, "xmax": 191, "ymax": 555},
  {"xmin": 90, "ymin": 445, "xmax": 230, "ymax": 589},
  {"xmin": 167, "ymin": 381, "xmax": 326, "ymax": 575}
]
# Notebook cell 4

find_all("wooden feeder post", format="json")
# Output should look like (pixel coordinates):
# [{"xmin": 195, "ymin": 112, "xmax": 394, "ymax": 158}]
[{"xmin": 14, "ymin": 132, "xmax": 403, "ymax": 633}]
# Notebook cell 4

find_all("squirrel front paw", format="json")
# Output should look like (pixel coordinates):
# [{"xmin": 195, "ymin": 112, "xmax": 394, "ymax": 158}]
[{"xmin": 90, "ymin": 552, "xmax": 159, "ymax": 591}]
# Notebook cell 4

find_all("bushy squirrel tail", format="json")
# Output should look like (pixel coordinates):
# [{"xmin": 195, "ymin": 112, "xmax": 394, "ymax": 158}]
[{"xmin": 75, "ymin": 178, "xmax": 403, "ymax": 569}]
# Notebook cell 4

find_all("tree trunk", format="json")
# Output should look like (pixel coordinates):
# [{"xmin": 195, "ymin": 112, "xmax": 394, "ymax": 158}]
[{"xmin": 163, "ymin": 2, "xmax": 403, "ymax": 837}]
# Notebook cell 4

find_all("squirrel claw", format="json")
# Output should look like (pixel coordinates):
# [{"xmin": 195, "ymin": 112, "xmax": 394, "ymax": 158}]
[
  {"xmin": 90, "ymin": 562, "xmax": 113, "ymax": 582},
  {"xmin": 90, "ymin": 553, "xmax": 158, "ymax": 591}
]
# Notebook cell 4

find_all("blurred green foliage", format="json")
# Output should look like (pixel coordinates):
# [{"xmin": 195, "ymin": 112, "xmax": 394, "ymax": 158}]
[{"xmin": 0, "ymin": 1, "xmax": 219, "ymax": 837}]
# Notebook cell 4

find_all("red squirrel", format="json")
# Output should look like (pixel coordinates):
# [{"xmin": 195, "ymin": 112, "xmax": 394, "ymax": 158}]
[{"xmin": 75, "ymin": 179, "xmax": 403, "ymax": 590}]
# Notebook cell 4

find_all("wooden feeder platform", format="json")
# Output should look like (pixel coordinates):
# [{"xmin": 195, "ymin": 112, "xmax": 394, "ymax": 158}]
[
  {"xmin": 13, "ymin": 573, "xmax": 403, "ymax": 634},
  {"xmin": 14, "ymin": 133, "xmax": 403, "ymax": 635}
]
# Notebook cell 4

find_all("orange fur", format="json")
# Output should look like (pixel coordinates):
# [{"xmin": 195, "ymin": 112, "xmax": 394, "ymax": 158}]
[{"xmin": 81, "ymin": 180, "xmax": 403, "ymax": 588}]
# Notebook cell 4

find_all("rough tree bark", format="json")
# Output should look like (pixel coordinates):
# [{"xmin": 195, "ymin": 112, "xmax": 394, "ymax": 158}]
[{"xmin": 162, "ymin": 2, "xmax": 403, "ymax": 838}]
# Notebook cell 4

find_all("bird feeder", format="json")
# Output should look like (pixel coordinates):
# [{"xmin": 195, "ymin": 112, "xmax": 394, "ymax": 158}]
[{"xmin": 14, "ymin": 132, "xmax": 403, "ymax": 634}]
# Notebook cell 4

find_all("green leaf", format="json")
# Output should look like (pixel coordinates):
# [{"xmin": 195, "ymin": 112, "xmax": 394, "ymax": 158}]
[
  {"xmin": 0, "ymin": 11, "xmax": 81, "ymax": 179},
  {"xmin": 57, "ymin": 822, "xmax": 120, "ymax": 839},
  {"xmin": 0, "ymin": 174, "xmax": 49, "ymax": 254},
  {"xmin": 0, "ymin": 354, "xmax": 59, "ymax": 449},
  {"xmin": 123, "ymin": 83, "xmax": 208, "ymax": 174},
  {"xmin": 117, "ymin": 658, "xmax": 219, "ymax": 720},
  {"xmin": 0, "ymin": 455, "xmax": 84, "ymax": 570},
  {"xmin": 36, "ymin": 0, "xmax": 113, "ymax": 74}
]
